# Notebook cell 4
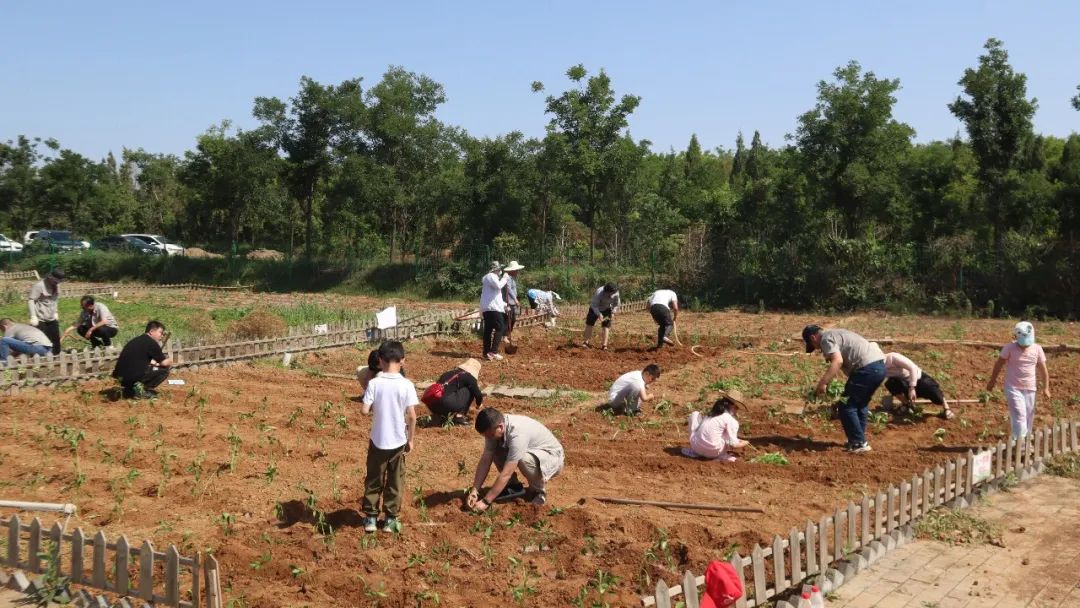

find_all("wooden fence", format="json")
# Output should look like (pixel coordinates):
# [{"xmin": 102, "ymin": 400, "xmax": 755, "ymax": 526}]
[
  {"xmin": 124, "ymin": 283, "xmax": 254, "ymax": 291},
  {"xmin": 0, "ymin": 270, "xmax": 39, "ymax": 281},
  {"xmin": 0, "ymin": 310, "xmax": 554, "ymax": 390},
  {"xmin": 1, "ymin": 515, "xmax": 221, "ymax": 607},
  {"xmin": 556, "ymin": 298, "xmax": 649, "ymax": 318},
  {"xmin": 643, "ymin": 420, "xmax": 1080, "ymax": 607}
]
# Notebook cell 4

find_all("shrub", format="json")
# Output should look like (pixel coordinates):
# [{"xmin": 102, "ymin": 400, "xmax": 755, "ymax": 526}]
[{"xmin": 228, "ymin": 309, "xmax": 286, "ymax": 339}]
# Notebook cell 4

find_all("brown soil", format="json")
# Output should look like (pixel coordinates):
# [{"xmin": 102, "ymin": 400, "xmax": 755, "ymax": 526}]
[{"xmin": 3, "ymin": 312, "xmax": 1080, "ymax": 607}]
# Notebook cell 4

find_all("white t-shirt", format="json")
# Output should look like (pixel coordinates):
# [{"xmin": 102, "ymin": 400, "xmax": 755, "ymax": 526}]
[
  {"xmin": 608, "ymin": 370, "xmax": 646, "ymax": 403},
  {"xmin": 480, "ymin": 272, "xmax": 509, "ymax": 313},
  {"xmin": 690, "ymin": 412, "xmax": 740, "ymax": 458},
  {"xmin": 649, "ymin": 289, "xmax": 678, "ymax": 309},
  {"xmin": 362, "ymin": 372, "xmax": 418, "ymax": 450}
]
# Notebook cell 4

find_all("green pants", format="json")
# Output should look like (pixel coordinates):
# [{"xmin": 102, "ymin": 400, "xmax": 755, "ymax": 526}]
[{"xmin": 362, "ymin": 441, "xmax": 406, "ymax": 517}]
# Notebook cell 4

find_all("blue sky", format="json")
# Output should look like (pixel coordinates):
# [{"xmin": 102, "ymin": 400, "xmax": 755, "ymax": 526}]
[{"xmin": 2, "ymin": 1, "xmax": 1077, "ymax": 160}]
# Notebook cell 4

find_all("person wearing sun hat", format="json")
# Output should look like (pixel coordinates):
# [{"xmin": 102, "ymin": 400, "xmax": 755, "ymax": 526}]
[
  {"xmin": 986, "ymin": 321, "xmax": 1050, "ymax": 439},
  {"xmin": 426, "ymin": 358, "xmax": 485, "ymax": 426},
  {"xmin": 501, "ymin": 261, "xmax": 525, "ymax": 350},
  {"xmin": 682, "ymin": 390, "xmax": 750, "ymax": 462}
]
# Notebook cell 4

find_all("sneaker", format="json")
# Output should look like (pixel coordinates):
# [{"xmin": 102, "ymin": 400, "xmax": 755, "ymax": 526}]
[
  {"xmin": 494, "ymin": 481, "xmax": 526, "ymax": 503},
  {"xmin": 451, "ymin": 415, "xmax": 471, "ymax": 426},
  {"xmin": 362, "ymin": 516, "xmax": 377, "ymax": 533},
  {"xmin": 662, "ymin": 337, "xmax": 675, "ymax": 346},
  {"xmin": 381, "ymin": 516, "xmax": 401, "ymax": 533},
  {"xmin": 530, "ymin": 493, "xmax": 546, "ymax": 506},
  {"xmin": 851, "ymin": 443, "xmax": 872, "ymax": 454},
  {"xmin": 680, "ymin": 447, "xmax": 700, "ymax": 459},
  {"xmin": 581, "ymin": 341, "xmax": 591, "ymax": 349},
  {"xmin": 491, "ymin": 353, "xmax": 504, "ymax": 361},
  {"xmin": 940, "ymin": 409, "xmax": 956, "ymax": 420}
]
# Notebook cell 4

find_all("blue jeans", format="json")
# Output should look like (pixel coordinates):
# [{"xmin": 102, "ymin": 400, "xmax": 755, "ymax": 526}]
[
  {"xmin": 0, "ymin": 337, "xmax": 51, "ymax": 361},
  {"xmin": 839, "ymin": 360, "xmax": 886, "ymax": 447}
]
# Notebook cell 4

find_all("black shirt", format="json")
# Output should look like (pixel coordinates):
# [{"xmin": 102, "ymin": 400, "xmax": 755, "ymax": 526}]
[
  {"xmin": 112, "ymin": 334, "xmax": 166, "ymax": 382},
  {"xmin": 438, "ymin": 369, "xmax": 483, "ymax": 407}
]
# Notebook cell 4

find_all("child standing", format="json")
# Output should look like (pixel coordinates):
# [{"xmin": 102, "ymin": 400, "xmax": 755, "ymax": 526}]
[
  {"xmin": 682, "ymin": 390, "xmax": 749, "ymax": 462},
  {"xmin": 360, "ymin": 341, "xmax": 418, "ymax": 532},
  {"xmin": 986, "ymin": 321, "xmax": 1051, "ymax": 439}
]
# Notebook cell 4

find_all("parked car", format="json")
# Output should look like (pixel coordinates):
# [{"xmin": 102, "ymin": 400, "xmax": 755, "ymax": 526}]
[
  {"xmin": 122, "ymin": 234, "xmax": 185, "ymax": 256},
  {"xmin": 26, "ymin": 230, "xmax": 90, "ymax": 252},
  {"xmin": 0, "ymin": 234, "xmax": 23, "ymax": 252},
  {"xmin": 93, "ymin": 235, "xmax": 163, "ymax": 255}
]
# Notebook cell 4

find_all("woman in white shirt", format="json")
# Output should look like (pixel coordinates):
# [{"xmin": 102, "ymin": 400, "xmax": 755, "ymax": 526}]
[{"xmin": 682, "ymin": 390, "xmax": 749, "ymax": 462}]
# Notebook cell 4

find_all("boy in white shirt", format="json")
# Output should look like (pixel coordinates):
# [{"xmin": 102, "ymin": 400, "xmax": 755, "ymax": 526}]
[
  {"xmin": 607, "ymin": 364, "xmax": 661, "ymax": 416},
  {"xmin": 360, "ymin": 341, "xmax": 418, "ymax": 532}
]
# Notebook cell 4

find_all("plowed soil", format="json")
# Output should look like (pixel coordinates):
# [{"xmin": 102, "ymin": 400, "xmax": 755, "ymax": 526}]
[{"xmin": 3, "ymin": 310, "xmax": 1080, "ymax": 607}]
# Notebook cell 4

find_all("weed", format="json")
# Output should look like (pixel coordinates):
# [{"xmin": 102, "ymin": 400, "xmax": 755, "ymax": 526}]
[
  {"xmin": 749, "ymin": 452, "xmax": 790, "ymax": 466},
  {"xmin": 186, "ymin": 452, "xmax": 207, "ymax": 496},
  {"xmin": 1045, "ymin": 453, "xmax": 1080, "ymax": 479},
  {"xmin": 914, "ymin": 508, "xmax": 1002, "ymax": 546},
  {"xmin": 457, "ymin": 460, "xmax": 468, "ymax": 477},
  {"xmin": 214, "ymin": 512, "xmax": 236, "ymax": 536},
  {"xmin": 413, "ymin": 486, "xmax": 430, "ymax": 523},
  {"xmin": 158, "ymin": 451, "xmax": 177, "ymax": 497},
  {"xmin": 933, "ymin": 428, "xmax": 947, "ymax": 444},
  {"xmin": 249, "ymin": 551, "xmax": 271, "ymax": 571},
  {"xmin": 263, "ymin": 461, "xmax": 278, "ymax": 485},
  {"xmin": 999, "ymin": 472, "xmax": 1020, "ymax": 492},
  {"xmin": 28, "ymin": 541, "xmax": 71, "ymax": 607},
  {"xmin": 286, "ymin": 406, "xmax": 304, "ymax": 427},
  {"xmin": 507, "ymin": 556, "xmax": 538, "ymax": 606},
  {"xmin": 289, "ymin": 565, "xmax": 305, "ymax": 578},
  {"xmin": 226, "ymin": 425, "xmax": 242, "ymax": 473}
]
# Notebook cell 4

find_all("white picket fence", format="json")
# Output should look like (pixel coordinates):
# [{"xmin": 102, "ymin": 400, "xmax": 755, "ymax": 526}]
[
  {"xmin": 0, "ymin": 270, "xmax": 39, "ymax": 281},
  {"xmin": 642, "ymin": 420, "xmax": 1080, "ymax": 607},
  {"xmin": 0, "ymin": 309, "xmax": 553, "ymax": 390},
  {"xmin": 1, "ymin": 515, "xmax": 222, "ymax": 607}
]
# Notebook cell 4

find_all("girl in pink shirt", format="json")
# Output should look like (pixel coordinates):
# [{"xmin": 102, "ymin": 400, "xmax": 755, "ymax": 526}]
[
  {"xmin": 986, "ymin": 321, "xmax": 1051, "ymax": 439},
  {"xmin": 682, "ymin": 390, "xmax": 749, "ymax": 462}
]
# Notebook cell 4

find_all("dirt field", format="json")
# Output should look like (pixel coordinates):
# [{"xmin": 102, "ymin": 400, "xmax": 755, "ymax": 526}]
[{"xmin": 3, "ymin": 309, "xmax": 1080, "ymax": 607}]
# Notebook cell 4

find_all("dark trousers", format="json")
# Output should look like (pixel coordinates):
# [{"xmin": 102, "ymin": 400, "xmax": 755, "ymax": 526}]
[
  {"xmin": 35, "ymin": 320, "xmax": 61, "ymax": 355},
  {"xmin": 362, "ymin": 441, "xmax": 406, "ymax": 517},
  {"xmin": 120, "ymin": 367, "xmax": 170, "ymax": 396},
  {"xmin": 884, "ymin": 374, "xmax": 946, "ymax": 406},
  {"xmin": 839, "ymin": 360, "xmax": 886, "ymax": 447},
  {"xmin": 481, "ymin": 311, "xmax": 506, "ymax": 356},
  {"xmin": 428, "ymin": 387, "xmax": 477, "ymax": 416},
  {"xmin": 505, "ymin": 305, "xmax": 519, "ymax": 337},
  {"xmin": 78, "ymin": 324, "xmax": 118, "ymax": 348},
  {"xmin": 649, "ymin": 304, "xmax": 673, "ymax": 347}
]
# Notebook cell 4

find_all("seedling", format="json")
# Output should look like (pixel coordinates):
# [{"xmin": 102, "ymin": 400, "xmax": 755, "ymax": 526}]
[
  {"xmin": 750, "ymin": 452, "xmax": 790, "ymax": 466},
  {"xmin": 214, "ymin": 512, "xmax": 236, "ymax": 536},
  {"xmin": 933, "ymin": 428, "xmax": 947, "ymax": 444},
  {"xmin": 249, "ymin": 552, "xmax": 271, "ymax": 570}
]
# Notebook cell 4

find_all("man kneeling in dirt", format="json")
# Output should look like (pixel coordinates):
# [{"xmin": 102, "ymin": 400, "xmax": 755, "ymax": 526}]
[
  {"xmin": 468, "ymin": 407, "xmax": 564, "ymax": 511},
  {"xmin": 112, "ymin": 320, "xmax": 172, "ymax": 399},
  {"xmin": 607, "ymin": 364, "xmax": 661, "ymax": 416}
]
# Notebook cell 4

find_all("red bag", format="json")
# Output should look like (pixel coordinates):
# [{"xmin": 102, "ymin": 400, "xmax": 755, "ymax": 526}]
[{"xmin": 421, "ymin": 372, "xmax": 463, "ymax": 406}]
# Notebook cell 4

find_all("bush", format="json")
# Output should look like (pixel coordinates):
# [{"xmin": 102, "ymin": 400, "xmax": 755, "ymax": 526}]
[{"xmin": 228, "ymin": 309, "xmax": 287, "ymax": 339}]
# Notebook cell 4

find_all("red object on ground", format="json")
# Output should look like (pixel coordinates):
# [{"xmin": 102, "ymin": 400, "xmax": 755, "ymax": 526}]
[{"xmin": 700, "ymin": 560, "xmax": 743, "ymax": 608}]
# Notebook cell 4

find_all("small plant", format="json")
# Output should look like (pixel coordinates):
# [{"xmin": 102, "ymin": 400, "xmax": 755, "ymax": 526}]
[
  {"xmin": 263, "ymin": 461, "xmax": 278, "ymax": 485},
  {"xmin": 749, "ymin": 452, "xmax": 790, "ymax": 466},
  {"xmin": 290, "ymin": 565, "xmax": 305, "ymax": 578},
  {"xmin": 573, "ymin": 569, "xmax": 619, "ymax": 608},
  {"xmin": 286, "ymin": 406, "xmax": 304, "ymax": 427},
  {"xmin": 249, "ymin": 551, "xmax": 271, "ymax": 570},
  {"xmin": 1045, "ymin": 453, "xmax": 1080, "ymax": 479},
  {"xmin": 226, "ymin": 425, "xmax": 242, "ymax": 473},
  {"xmin": 507, "ymin": 556, "xmax": 538, "ymax": 606},
  {"xmin": 914, "ymin": 507, "xmax": 1002, "ymax": 546},
  {"xmin": 457, "ymin": 460, "xmax": 468, "ymax": 477},
  {"xmin": 29, "ymin": 541, "xmax": 71, "ymax": 607},
  {"xmin": 413, "ymin": 486, "xmax": 430, "ymax": 523},
  {"xmin": 933, "ymin": 428, "xmax": 947, "ymax": 444},
  {"xmin": 215, "ymin": 512, "xmax": 236, "ymax": 536}
]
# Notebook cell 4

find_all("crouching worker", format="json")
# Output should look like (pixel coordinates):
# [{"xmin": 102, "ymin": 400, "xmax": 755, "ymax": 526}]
[
  {"xmin": 112, "ymin": 320, "xmax": 172, "ymax": 399},
  {"xmin": 0, "ymin": 318, "xmax": 52, "ymax": 362},
  {"xmin": 607, "ymin": 364, "xmax": 661, "ymax": 416},
  {"xmin": 883, "ymin": 350, "xmax": 953, "ymax": 420},
  {"xmin": 468, "ymin": 407, "xmax": 564, "ymax": 510},
  {"xmin": 425, "ymin": 358, "xmax": 484, "ymax": 426},
  {"xmin": 682, "ymin": 390, "xmax": 749, "ymax": 462}
]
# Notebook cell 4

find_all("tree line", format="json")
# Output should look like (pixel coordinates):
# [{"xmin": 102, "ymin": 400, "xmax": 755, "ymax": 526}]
[{"xmin": 2, "ymin": 38, "xmax": 1080, "ymax": 315}]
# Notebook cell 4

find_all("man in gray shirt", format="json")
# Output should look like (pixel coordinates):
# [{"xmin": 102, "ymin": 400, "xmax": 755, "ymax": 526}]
[
  {"xmin": 62, "ymin": 295, "xmax": 119, "ymax": 348},
  {"xmin": 27, "ymin": 268, "xmax": 64, "ymax": 355},
  {"xmin": 468, "ymin": 407, "xmax": 565, "ymax": 511},
  {"xmin": 803, "ymin": 325, "xmax": 886, "ymax": 454},
  {"xmin": 0, "ymin": 318, "xmax": 52, "ymax": 361},
  {"xmin": 583, "ymin": 282, "xmax": 621, "ymax": 350}
]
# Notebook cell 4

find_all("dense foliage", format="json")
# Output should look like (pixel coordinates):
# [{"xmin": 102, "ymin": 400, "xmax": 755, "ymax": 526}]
[{"xmin": 2, "ymin": 40, "xmax": 1079, "ymax": 314}]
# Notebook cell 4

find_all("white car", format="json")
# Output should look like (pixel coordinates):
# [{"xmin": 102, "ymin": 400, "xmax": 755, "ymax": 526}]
[
  {"xmin": 121, "ymin": 234, "xmax": 185, "ymax": 256},
  {"xmin": 23, "ymin": 230, "xmax": 39, "ymax": 244},
  {"xmin": 0, "ymin": 234, "xmax": 24, "ymax": 252}
]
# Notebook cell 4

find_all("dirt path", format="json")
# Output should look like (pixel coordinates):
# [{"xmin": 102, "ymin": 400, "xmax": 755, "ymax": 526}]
[{"xmin": 831, "ymin": 475, "xmax": 1080, "ymax": 607}]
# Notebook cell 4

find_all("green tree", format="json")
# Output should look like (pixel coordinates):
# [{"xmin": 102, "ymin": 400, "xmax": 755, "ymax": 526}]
[
  {"xmin": 0, "ymin": 136, "xmax": 57, "ymax": 233},
  {"xmin": 794, "ymin": 60, "xmax": 915, "ymax": 235},
  {"xmin": 948, "ymin": 38, "xmax": 1038, "ymax": 281},
  {"xmin": 253, "ymin": 76, "xmax": 366, "ymax": 258},
  {"xmin": 536, "ymin": 64, "xmax": 642, "ymax": 262}
]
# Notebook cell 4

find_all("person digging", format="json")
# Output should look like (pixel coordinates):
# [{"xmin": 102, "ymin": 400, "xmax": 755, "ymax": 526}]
[
  {"xmin": 468, "ymin": 407, "xmax": 564, "ymax": 510},
  {"xmin": 582, "ymin": 282, "xmax": 620, "ymax": 350},
  {"xmin": 803, "ymin": 324, "xmax": 885, "ymax": 454},
  {"xmin": 882, "ymin": 350, "xmax": 954, "ymax": 420}
]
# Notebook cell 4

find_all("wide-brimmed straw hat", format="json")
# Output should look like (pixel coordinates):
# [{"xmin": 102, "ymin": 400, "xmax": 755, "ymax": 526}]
[
  {"xmin": 718, "ymin": 389, "xmax": 748, "ymax": 409},
  {"xmin": 457, "ymin": 358, "xmax": 482, "ymax": 379},
  {"xmin": 504, "ymin": 260, "xmax": 525, "ymax": 272}
]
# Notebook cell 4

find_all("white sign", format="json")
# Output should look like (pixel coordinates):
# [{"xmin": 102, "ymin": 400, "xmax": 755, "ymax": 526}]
[
  {"xmin": 972, "ymin": 450, "xmax": 993, "ymax": 484},
  {"xmin": 376, "ymin": 306, "xmax": 398, "ymax": 330},
  {"xmin": 167, "ymin": 379, "xmax": 186, "ymax": 385},
  {"xmin": 313, "ymin": 323, "xmax": 329, "ymax": 335}
]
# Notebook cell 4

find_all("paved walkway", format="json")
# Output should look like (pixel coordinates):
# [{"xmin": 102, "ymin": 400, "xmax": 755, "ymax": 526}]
[{"xmin": 832, "ymin": 475, "xmax": 1080, "ymax": 608}]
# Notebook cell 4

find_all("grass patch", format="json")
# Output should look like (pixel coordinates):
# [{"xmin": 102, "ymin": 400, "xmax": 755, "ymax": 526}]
[
  {"xmin": 748, "ymin": 452, "xmax": 789, "ymax": 466},
  {"xmin": 914, "ymin": 508, "xmax": 1003, "ymax": 546},
  {"xmin": 1045, "ymin": 453, "xmax": 1080, "ymax": 479}
]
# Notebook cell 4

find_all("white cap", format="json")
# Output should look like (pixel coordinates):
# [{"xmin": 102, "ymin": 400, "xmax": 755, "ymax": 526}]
[{"xmin": 1014, "ymin": 321, "xmax": 1035, "ymax": 346}]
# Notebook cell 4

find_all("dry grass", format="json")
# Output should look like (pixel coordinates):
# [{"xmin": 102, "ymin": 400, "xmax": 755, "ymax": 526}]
[
  {"xmin": 228, "ymin": 309, "xmax": 287, "ymax": 339},
  {"xmin": 1045, "ymin": 453, "xmax": 1080, "ymax": 479},
  {"xmin": 914, "ymin": 508, "xmax": 1003, "ymax": 546}
]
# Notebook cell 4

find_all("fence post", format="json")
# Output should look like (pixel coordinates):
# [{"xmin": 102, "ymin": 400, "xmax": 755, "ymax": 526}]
[
  {"xmin": 71, "ymin": 527, "xmax": 85, "ymax": 583},
  {"xmin": 789, "ymin": 527, "xmax": 802, "ymax": 584},
  {"xmin": 899, "ymin": 481, "xmax": 909, "ymax": 526},
  {"xmin": 654, "ymin": 579, "xmax": 671, "ymax": 608},
  {"xmin": 818, "ymin": 515, "xmax": 829, "ymax": 574},
  {"xmin": 805, "ymin": 520, "xmax": 817, "ymax": 578},
  {"xmin": 730, "ymin": 551, "xmax": 748, "ymax": 608},
  {"xmin": 165, "ymin": 545, "xmax": 180, "ymax": 605},
  {"xmin": 27, "ymin": 518, "xmax": 41, "ymax": 573},
  {"xmin": 92, "ymin": 530, "xmax": 107, "ymax": 589},
  {"xmin": 773, "ymin": 535, "xmax": 786, "ymax": 593},
  {"xmin": 874, "ymin": 492, "xmax": 884, "ymax": 538},
  {"xmin": 860, "ymin": 495, "xmax": 871, "ymax": 547},
  {"xmin": 847, "ymin": 502, "xmax": 857, "ymax": 550},
  {"xmin": 7, "ymin": 514, "xmax": 21, "ymax": 567},
  {"xmin": 886, "ymin": 486, "xmax": 897, "ymax": 533},
  {"xmin": 115, "ymin": 535, "xmax": 130, "ymax": 595},
  {"xmin": 751, "ymin": 544, "xmax": 766, "ymax": 605},
  {"xmin": 683, "ymin": 570, "xmax": 700, "ymax": 608}
]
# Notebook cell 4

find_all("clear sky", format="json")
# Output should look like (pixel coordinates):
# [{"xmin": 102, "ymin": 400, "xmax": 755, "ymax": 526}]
[{"xmin": 2, "ymin": 1, "xmax": 1077, "ymax": 160}]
